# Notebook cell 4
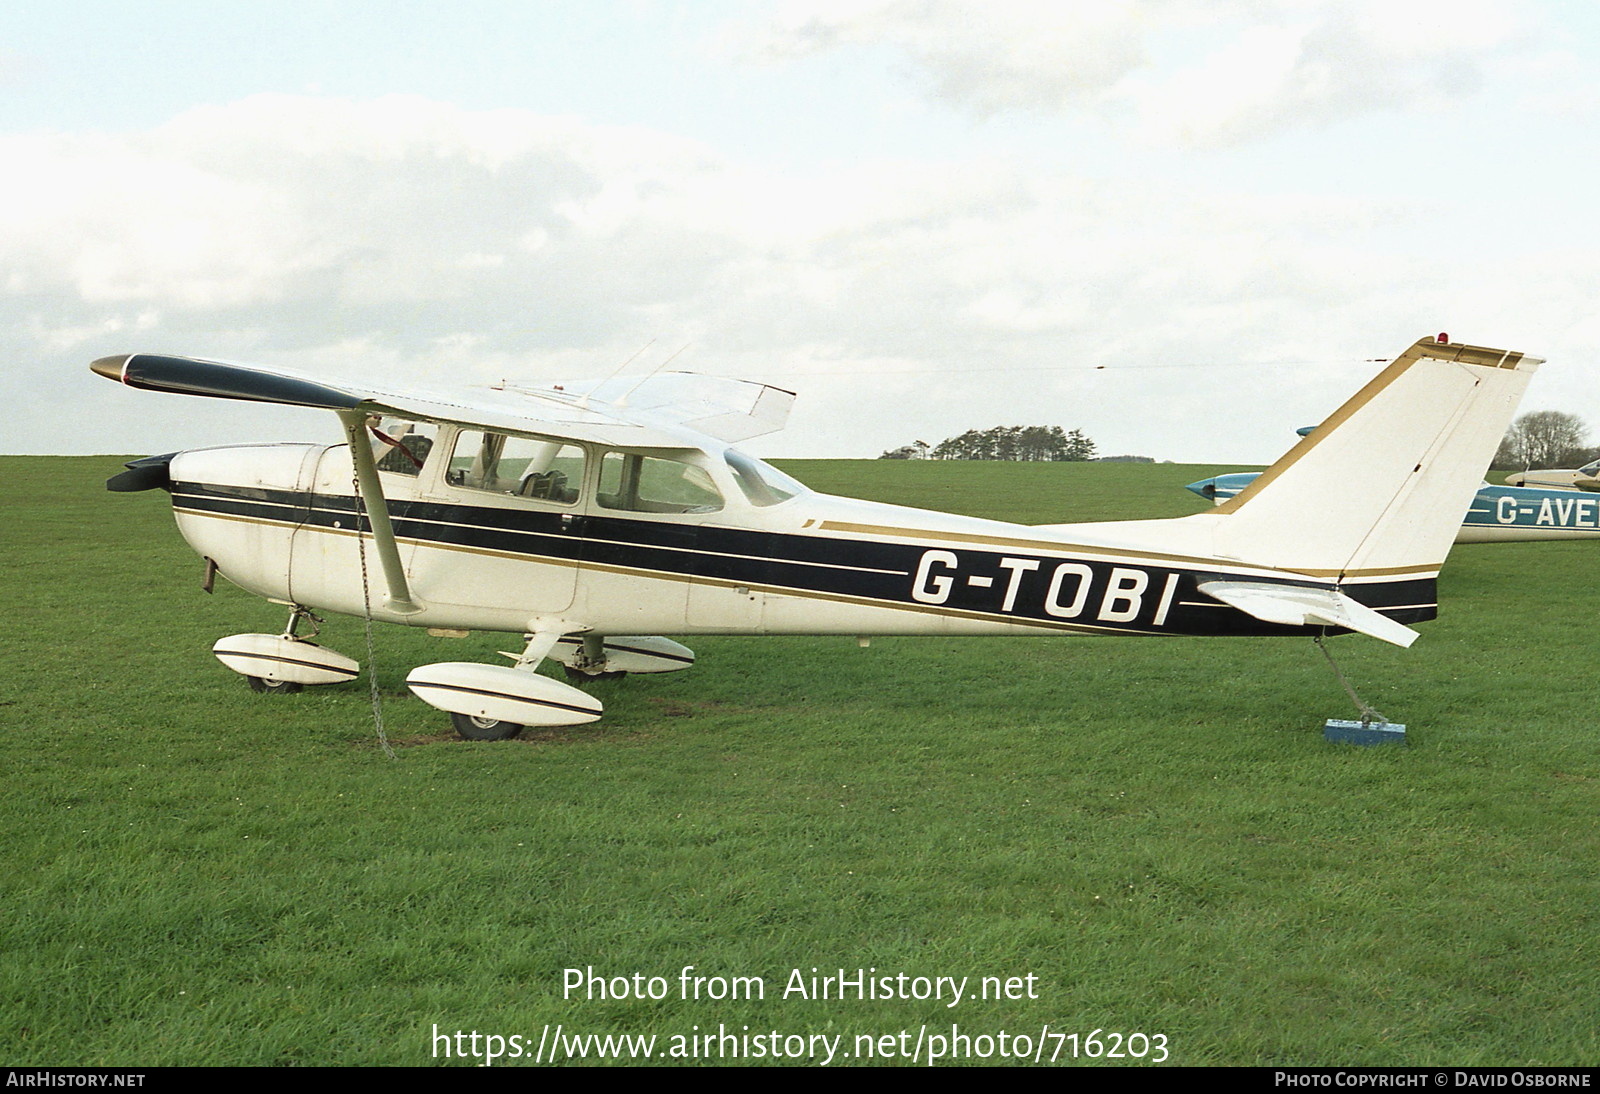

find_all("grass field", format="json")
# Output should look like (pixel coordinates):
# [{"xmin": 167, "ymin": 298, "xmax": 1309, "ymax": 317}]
[{"xmin": 3, "ymin": 455, "xmax": 1597, "ymax": 1067}]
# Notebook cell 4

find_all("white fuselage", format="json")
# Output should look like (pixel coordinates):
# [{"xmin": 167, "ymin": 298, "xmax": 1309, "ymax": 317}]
[{"xmin": 165, "ymin": 435, "xmax": 1427, "ymax": 644}]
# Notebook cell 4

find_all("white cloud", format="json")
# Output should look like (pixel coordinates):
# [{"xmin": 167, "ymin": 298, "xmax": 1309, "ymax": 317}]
[
  {"xmin": 1130, "ymin": 0, "xmax": 1527, "ymax": 146},
  {"xmin": 4, "ymin": 88, "xmax": 1596, "ymax": 466},
  {"xmin": 733, "ymin": 0, "xmax": 1149, "ymax": 112},
  {"xmin": 0, "ymin": 132, "xmax": 290, "ymax": 308},
  {"xmin": 732, "ymin": 0, "xmax": 1535, "ymax": 145}
]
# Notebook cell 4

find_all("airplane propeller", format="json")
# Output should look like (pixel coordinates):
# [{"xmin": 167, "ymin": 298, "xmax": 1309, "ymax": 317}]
[{"xmin": 106, "ymin": 453, "xmax": 177, "ymax": 493}]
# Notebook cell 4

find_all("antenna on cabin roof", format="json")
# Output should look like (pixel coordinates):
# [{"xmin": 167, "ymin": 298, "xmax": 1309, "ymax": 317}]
[
  {"xmin": 616, "ymin": 343, "xmax": 692, "ymax": 407},
  {"xmin": 580, "ymin": 338, "xmax": 657, "ymax": 409}
]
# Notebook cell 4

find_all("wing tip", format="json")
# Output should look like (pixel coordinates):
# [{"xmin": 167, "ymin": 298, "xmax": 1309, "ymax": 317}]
[{"xmin": 90, "ymin": 354, "xmax": 133, "ymax": 383}]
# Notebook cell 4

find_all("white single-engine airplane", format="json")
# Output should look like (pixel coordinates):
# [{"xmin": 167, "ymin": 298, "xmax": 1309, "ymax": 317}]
[
  {"xmin": 1504, "ymin": 458, "xmax": 1600, "ymax": 491},
  {"xmin": 94, "ymin": 335, "xmax": 1537, "ymax": 739}
]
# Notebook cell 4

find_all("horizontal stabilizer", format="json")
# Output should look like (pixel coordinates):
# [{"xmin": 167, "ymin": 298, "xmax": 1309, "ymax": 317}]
[{"xmin": 1198, "ymin": 580, "xmax": 1419, "ymax": 648}]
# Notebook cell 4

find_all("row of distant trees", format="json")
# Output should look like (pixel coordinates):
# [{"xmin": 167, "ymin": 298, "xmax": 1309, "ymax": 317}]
[
  {"xmin": 1493, "ymin": 411, "xmax": 1598, "ymax": 471},
  {"xmin": 880, "ymin": 425, "xmax": 1097, "ymax": 462},
  {"xmin": 879, "ymin": 411, "xmax": 1595, "ymax": 470}
]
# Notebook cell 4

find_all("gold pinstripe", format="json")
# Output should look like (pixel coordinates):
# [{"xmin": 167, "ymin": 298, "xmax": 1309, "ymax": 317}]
[{"xmin": 173, "ymin": 505, "xmax": 1433, "ymax": 635}]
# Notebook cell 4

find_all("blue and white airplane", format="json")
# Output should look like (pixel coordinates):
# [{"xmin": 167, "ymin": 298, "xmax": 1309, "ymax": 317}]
[{"xmin": 1187, "ymin": 470, "xmax": 1600, "ymax": 543}]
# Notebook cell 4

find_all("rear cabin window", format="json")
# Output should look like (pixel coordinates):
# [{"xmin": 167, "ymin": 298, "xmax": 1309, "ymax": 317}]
[
  {"xmin": 597, "ymin": 452, "xmax": 724, "ymax": 514},
  {"xmin": 447, "ymin": 431, "xmax": 585, "ymax": 505},
  {"xmin": 371, "ymin": 419, "xmax": 437, "ymax": 477}
]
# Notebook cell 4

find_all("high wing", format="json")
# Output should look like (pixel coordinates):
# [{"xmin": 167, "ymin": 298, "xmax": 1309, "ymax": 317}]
[
  {"xmin": 92, "ymin": 351, "xmax": 796, "ymax": 617},
  {"xmin": 512, "ymin": 372, "xmax": 796, "ymax": 444},
  {"xmin": 89, "ymin": 353, "xmax": 795, "ymax": 449}
]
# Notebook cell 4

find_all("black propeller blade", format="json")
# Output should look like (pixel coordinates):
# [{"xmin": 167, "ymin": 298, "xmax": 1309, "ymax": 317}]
[{"xmin": 106, "ymin": 452, "xmax": 177, "ymax": 492}]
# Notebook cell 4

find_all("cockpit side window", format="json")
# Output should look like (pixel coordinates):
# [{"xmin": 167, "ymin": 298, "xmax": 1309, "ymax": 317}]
[
  {"xmin": 371, "ymin": 418, "xmax": 438, "ymax": 477},
  {"xmin": 446, "ymin": 430, "xmax": 585, "ymax": 505},
  {"xmin": 597, "ymin": 452, "xmax": 723, "ymax": 514}
]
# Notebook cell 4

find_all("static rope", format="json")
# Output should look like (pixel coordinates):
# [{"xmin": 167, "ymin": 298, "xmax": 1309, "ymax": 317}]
[
  {"xmin": 350, "ymin": 466, "xmax": 398, "ymax": 761},
  {"xmin": 1314, "ymin": 634, "xmax": 1389, "ymax": 726}
]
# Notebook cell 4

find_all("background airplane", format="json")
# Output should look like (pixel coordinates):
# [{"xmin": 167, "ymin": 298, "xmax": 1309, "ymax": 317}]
[
  {"xmin": 1186, "ymin": 471, "xmax": 1600, "ymax": 543},
  {"xmin": 1503, "ymin": 457, "xmax": 1600, "ymax": 491}
]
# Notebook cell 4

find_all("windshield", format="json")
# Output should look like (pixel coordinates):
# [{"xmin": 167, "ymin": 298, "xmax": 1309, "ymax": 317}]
[{"xmin": 724, "ymin": 448, "xmax": 806, "ymax": 507}]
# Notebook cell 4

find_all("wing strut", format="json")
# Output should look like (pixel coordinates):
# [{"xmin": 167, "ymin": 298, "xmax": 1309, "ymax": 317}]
[{"xmin": 337, "ymin": 410, "xmax": 421, "ymax": 615}]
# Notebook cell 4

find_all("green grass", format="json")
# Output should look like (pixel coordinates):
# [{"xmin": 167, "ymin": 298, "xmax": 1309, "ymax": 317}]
[{"xmin": 3, "ymin": 456, "xmax": 1597, "ymax": 1066}]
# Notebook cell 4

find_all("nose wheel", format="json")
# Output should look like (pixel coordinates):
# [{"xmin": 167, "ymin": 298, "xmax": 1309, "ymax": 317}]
[{"xmin": 218, "ymin": 606, "xmax": 357, "ymax": 695}]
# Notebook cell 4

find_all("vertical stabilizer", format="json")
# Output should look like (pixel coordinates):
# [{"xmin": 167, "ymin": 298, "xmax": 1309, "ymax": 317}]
[{"xmin": 1211, "ymin": 338, "xmax": 1539, "ymax": 577}]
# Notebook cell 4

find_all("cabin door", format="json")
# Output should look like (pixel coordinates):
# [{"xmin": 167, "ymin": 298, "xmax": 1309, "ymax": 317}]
[{"xmin": 403, "ymin": 429, "xmax": 585, "ymax": 622}]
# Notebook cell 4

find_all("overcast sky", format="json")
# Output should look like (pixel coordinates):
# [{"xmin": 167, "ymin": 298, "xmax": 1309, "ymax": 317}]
[{"xmin": 6, "ymin": 0, "xmax": 1598, "ymax": 464}]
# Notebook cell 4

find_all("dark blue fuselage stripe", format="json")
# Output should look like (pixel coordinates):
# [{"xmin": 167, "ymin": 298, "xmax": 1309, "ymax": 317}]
[{"xmin": 170, "ymin": 482, "xmax": 1438, "ymax": 636}]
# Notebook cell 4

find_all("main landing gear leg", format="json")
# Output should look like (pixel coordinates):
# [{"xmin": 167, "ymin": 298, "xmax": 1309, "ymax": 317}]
[{"xmin": 563, "ymin": 633, "xmax": 627, "ymax": 683}]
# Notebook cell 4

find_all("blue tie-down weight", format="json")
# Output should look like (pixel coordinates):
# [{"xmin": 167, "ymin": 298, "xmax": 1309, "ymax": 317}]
[{"xmin": 1323, "ymin": 719, "xmax": 1407, "ymax": 745}]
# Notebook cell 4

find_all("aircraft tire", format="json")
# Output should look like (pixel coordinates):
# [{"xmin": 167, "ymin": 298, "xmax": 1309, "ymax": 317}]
[
  {"xmin": 451, "ymin": 712, "xmax": 524, "ymax": 741},
  {"xmin": 246, "ymin": 675, "xmax": 304, "ymax": 695}
]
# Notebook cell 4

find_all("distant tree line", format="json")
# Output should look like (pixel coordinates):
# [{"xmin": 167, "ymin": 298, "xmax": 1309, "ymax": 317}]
[
  {"xmin": 881, "ymin": 410, "xmax": 1597, "ymax": 470},
  {"xmin": 881, "ymin": 425, "xmax": 1097, "ymax": 462},
  {"xmin": 1492, "ymin": 410, "xmax": 1598, "ymax": 471}
]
